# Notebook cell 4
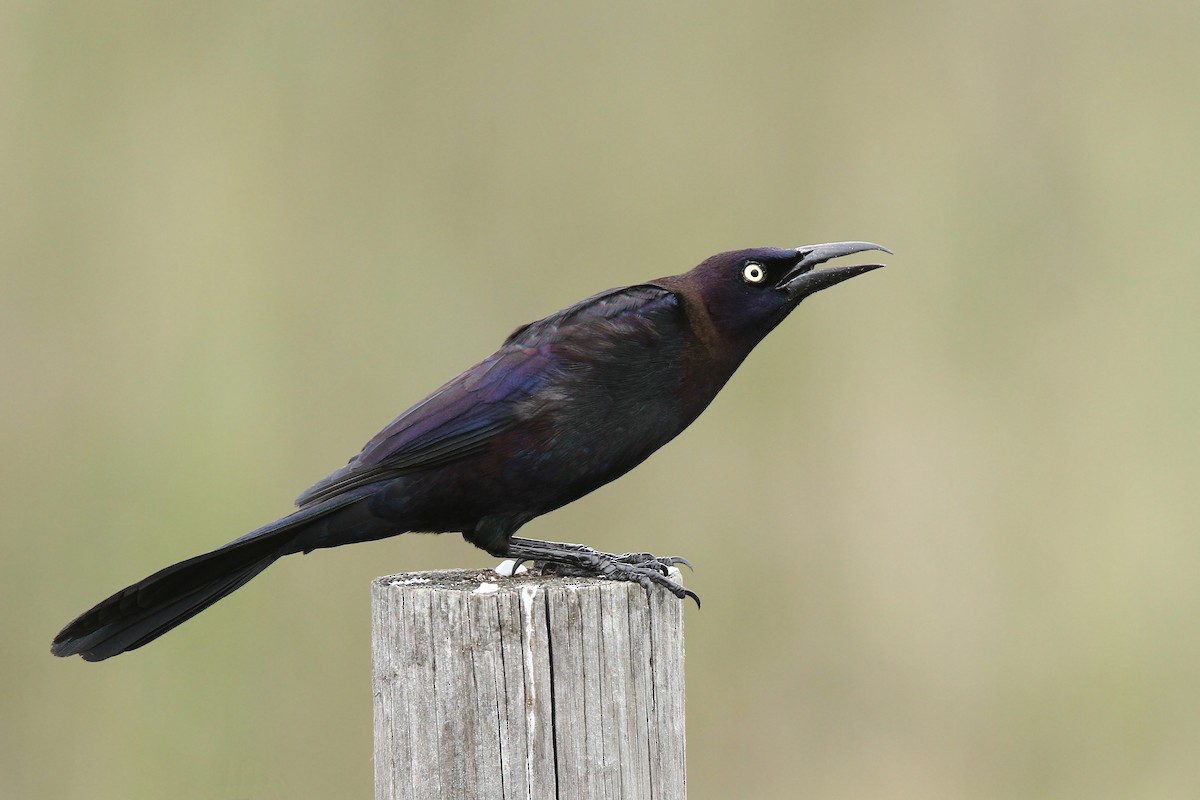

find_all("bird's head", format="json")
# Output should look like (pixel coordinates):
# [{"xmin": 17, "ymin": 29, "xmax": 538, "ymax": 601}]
[{"xmin": 657, "ymin": 241, "xmax": 890, "ymax": 359}]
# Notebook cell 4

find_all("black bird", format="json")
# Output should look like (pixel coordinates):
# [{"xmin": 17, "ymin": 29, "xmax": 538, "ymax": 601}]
[{"xmin": 52, "ymin": 241, "xmax": 889, "ymax": 661}]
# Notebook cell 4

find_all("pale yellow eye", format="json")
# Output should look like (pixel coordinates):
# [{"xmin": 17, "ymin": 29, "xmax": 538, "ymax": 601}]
[{"xmin": 742, "ymin": 262, "xmax": 766, "ymax": 284}]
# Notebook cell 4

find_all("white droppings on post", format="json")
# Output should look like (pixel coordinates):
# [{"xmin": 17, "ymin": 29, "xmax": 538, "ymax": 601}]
[
  {"xmin": 388, "ymin": 576, "xmax": 431, "ymax": 586},
  {"xmin": 494, "ymin": 559, "xmax": 530, "ymax": 577}
]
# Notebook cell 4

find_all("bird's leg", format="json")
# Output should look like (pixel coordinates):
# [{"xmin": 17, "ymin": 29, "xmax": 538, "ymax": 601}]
[{"xmin": 500, "ymin": 536, "xmax": 700, "ymax": 606}]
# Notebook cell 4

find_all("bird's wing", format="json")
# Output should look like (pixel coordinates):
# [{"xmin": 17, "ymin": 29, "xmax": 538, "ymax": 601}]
[
  {"xmin": 295, "ymin": 284, "xmax": 678, "ymax": 508},
  {"xmin": 294, "ymin": 347, "xmax": 550, "ymax": 507}
]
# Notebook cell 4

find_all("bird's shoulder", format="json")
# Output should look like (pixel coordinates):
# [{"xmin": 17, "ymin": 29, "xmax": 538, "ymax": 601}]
[{"xmin": 502, "ymin": 284, "xmax": 682, "ymax": 350}]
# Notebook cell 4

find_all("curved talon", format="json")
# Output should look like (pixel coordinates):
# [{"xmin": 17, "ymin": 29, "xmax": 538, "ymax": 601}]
[
  {"xmin": 649, "ymin": 570, "xmax": 700, "ymax": 607},
  {"xmin": 603, "ymin": 558, "xmax": 699, "ymax": 607},
  {"xmin": 501, "ymin": 539, "xmax": 698, "ymax": 606}
]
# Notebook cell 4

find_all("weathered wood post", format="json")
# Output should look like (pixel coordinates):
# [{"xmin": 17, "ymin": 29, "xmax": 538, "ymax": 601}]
[{"xmin": 372, "ymin": 569, "xmax": 686, "ymax": 800}]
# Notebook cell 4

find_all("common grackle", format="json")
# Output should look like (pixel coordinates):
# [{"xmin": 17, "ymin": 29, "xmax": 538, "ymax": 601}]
[{"xmin": 52, "ymin": 241, "xmax": 889, "ymax": 661}]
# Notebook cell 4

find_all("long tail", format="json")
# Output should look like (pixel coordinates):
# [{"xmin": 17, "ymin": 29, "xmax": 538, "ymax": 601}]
[{"xmin": 52, "ymin": 491, "xmax": 381, "ymax": 661}]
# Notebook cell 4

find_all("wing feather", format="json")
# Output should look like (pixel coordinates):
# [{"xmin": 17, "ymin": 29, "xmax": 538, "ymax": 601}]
[{"xmin": 295, "ymin": 284, "xmax": 677, "ymax": 507}]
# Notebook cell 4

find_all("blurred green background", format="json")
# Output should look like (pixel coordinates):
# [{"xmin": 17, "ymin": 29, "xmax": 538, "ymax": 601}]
[{"xmin": 5, "ymin": 1, "xmax": 1200, "ymax": 798}]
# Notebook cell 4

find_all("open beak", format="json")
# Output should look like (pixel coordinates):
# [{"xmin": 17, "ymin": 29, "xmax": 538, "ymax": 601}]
[{"xmin": 780, "ymin": 241, "xmax": 891, "ymax": 300}]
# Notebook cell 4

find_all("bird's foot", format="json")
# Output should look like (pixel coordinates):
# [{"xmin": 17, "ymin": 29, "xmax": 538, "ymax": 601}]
[
  {"xmin": 547, "ymin": 555, "xmax": 701, "ymax": 607},
  {"xmin": 544, "ymin": 552, "xmax": 689, "ymax": 574},
  {"xmin": 502, "ymin": 537, "xmax": 699, "ymax": 606}
]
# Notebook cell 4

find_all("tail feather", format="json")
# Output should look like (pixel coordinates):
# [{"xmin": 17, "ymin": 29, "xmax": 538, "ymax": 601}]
[
  {"xmin": 52, "ymin": 490, "xmax": 380, "ymax": 661},
  {"xmin": 51, "ymin": 537, "xmax": 287, "ymax": 661}
]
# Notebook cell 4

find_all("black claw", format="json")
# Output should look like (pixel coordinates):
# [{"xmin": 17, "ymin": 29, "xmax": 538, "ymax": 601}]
[
  {"xmin": 502, "ymin": 538, "xmax": 697, "ymax": 607},
  {"xmin": 611, "ymin": 560, "xmax": 697, "ymax": 607}
]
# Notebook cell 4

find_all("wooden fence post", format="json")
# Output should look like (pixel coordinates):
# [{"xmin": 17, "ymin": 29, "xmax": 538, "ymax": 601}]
[{"xmin": 372, "ymin": 569, "xmax": 686, "ymax": 800}]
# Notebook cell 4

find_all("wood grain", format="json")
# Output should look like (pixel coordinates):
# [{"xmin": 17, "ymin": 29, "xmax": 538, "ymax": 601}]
[{"xmin": 372, "ymin": 570, "xmax": 686, "ymax": 800}]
